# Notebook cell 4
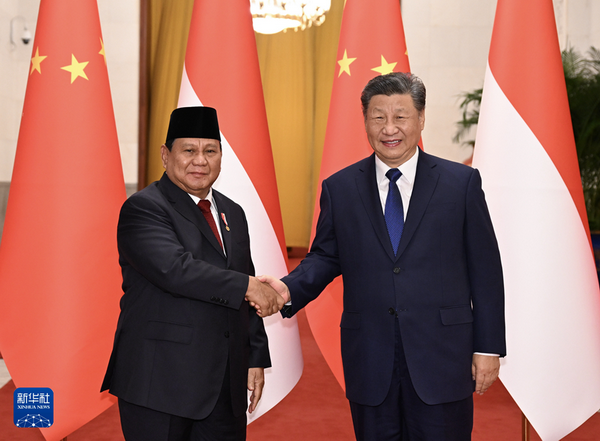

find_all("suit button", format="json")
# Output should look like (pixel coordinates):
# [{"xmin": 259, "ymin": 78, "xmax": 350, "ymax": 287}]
[
  {"xmin": 393, "ymin": 267, "xmax": 401, "ymax": 274},
  {"xmin": 210, "ymin": 296, "xmax": 216, "ymax": 301},
  {"xmin": 388, "ymin": 307, "xmax": 395, "ymax": 315},
  {"xmin": 224, "ymin": 331, "xmax": 230, "ymax": 338}
]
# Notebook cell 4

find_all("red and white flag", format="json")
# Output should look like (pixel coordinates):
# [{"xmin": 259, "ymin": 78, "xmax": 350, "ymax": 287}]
[
  {"xmin": 472, "ymin": 0, "xmax": 600, "ymax": 439},
  {"xmin": 305, "ymin": 0, "xmax": 413, "ymax": 389},
  {"xmin": 0, "ymin": 0, "xmax": 125, "ymax": 439},
  {"xmin": 176, "ymin": 0, "xmax": 303, "ymax": 421}
]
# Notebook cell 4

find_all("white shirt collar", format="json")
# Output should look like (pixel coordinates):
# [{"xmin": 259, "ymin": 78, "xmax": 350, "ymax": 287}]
[
  {"xmin": 374, "ymin": 147, "xmax": 419, "ymax": 187},
  {"xmin": 187, "ymin": 188, "xmax": 215, "ymax": 206}
]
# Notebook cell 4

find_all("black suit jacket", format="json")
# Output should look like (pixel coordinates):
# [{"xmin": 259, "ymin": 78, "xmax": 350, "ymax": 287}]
[
  {"xmin": 101, "ymin": 173, "xmax": 271, "ymax": 419},
  {"xmin": 282, "ymin": 151, "xmax": 505, "ymax": 407}
]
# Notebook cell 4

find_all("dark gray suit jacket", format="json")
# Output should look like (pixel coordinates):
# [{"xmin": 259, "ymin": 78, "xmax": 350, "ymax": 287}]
[{"xmin": 102, "ymin": 173, "xmax": 270, "ymax": 419}]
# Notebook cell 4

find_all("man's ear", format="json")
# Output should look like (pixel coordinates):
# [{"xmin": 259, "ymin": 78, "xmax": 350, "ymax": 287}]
[{"xmin": 160, "ymin": 144, "xmax": 169, "ymax": 169}]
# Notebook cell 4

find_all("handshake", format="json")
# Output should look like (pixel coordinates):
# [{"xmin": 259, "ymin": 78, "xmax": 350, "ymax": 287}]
[{"xmin": 245, "ymin": 275, "xmax": 290, "ymax": 317}]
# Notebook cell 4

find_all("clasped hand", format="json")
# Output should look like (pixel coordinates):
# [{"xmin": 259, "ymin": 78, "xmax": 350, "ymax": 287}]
[{"xmin": 245, "ymin": 276, "xmax": 287, "ymax": 317}]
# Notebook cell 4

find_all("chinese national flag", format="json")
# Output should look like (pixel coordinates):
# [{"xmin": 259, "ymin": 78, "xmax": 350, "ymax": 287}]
[
  {"xmin": 0, "ymin": 0, "xmax": 125, "ymax": 440},
  {"xmin": 305, "ymin": 0, "xmax": 412, "ymax": 389},
  {"xmin": 176, "ymin": 0, "xmax": 303, "ymax": 421},
  {"xmin": 472, "ymin": 0, "xmax": 600, "ymax": 439}
]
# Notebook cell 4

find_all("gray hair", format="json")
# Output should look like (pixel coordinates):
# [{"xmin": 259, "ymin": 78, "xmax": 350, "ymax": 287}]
[{"xmin": 360, "ymin": 72, "xmax": 426, "ymax": 118}]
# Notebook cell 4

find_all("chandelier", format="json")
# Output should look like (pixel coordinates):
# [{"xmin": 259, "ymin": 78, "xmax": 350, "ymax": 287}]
[{"xmin": 250, "ymin": 0, "xmax": 331, "ymax": 35}]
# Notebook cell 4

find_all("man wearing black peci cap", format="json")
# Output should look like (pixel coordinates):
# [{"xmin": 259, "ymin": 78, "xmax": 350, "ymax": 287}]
[{"xmin": 101, "ymin": 106, "xmax": 283, "ymax": 441}]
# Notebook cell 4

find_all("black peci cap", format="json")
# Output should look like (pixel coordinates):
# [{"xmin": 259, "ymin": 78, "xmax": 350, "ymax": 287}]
[{"xmin": 165, "ymin": 106, "xmax": 221, "ymax": 144}]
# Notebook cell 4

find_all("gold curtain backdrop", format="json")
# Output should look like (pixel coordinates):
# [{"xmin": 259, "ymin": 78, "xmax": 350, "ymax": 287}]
[
  {"xmin": 145, "ymin": 0, "xmax": 194, "ymax": 187},
  {"xmin": 144, "ymin": 0, "xmax": 344, "ymax": 248}
]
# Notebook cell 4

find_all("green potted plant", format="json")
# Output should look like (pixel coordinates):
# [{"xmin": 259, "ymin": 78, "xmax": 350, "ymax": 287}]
[{"xmin": 563, "ymin": 47, "xmax": 600, "ymax": 233}]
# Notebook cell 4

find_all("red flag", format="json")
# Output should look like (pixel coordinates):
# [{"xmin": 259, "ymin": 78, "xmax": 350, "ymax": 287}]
[
  {"xmin": 177, "ymin": 0, "xmax": 303, "ymax": 421},
  {"xmin": 0, "ymin": 0, "xmax": 125, "ymax": 439},
  {"xmin": 472, "ymin": 0, "xmax": 600, "ymax": 438},
  {"xmin": 305, "ymin": 0, "xmax": 412, "ymax": 389}
]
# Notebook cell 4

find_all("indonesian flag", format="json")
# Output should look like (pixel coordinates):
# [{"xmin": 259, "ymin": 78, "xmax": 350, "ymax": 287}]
[
  {"xmin": 0, "ymin": 1, "xmax": 125, "ymax": 440},
  {"xmin": 305, "ymin": 0, "xmax": 412, "ymax": 389},
  {"xmin": 176, "ymin": 0, "xmax": 303, "ymax": 421},
  {"xmin": 472, "ymin": 0, "xmax": 600, "ymax": 439}
]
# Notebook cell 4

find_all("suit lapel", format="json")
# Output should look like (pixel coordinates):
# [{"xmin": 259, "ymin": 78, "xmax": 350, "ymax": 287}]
[
  {"xmin": 159, "ymin": 173, "xmax": 226, "ymax": 258},
  {"xmin": 395, "ymin": 151, "xmax": 439, "ymax": 258},
  {"xmin": 355, "ymin": 155, "xmax": 397, "ymax": 261}
]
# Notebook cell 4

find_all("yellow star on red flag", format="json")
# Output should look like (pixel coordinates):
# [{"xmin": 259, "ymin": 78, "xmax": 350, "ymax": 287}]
[
  {"xmin": 61, "ymin": 54, "xmax": 89, "ymax": 83},
  {"xmin": 30, "ymin": 47, "xmax": 47, "ymax": 75},
  {"xmin": 99, "ymin": 37, "xmax": 107, "ymax": 65},
  {"xmin": 338, "ymin": 49, "xmax": 357, "ymax": 77},
  {"xmin": 371, "ymin": 55, "xmax": 397, "ymax": 75}
]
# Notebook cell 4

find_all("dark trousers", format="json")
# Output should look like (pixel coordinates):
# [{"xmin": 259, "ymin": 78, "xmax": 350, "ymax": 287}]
[
  {"xmin": 118, "ymin": 364, "xmax": 246, "ymax": 441},
  {"xmin": 349, "ymin": 320, "xmax": 473, "ymax": 441}
]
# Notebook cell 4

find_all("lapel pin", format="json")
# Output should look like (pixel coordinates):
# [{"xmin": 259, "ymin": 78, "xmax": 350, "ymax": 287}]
[{"xmin": 221, "ymin": 213, "xmax": 230, "ymax": 231}]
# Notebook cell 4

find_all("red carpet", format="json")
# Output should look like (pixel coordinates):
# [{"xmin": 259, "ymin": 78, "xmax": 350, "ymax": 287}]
[{"xmin": 2, "ymin": 281, "xmax": 599, "ymax": 440}]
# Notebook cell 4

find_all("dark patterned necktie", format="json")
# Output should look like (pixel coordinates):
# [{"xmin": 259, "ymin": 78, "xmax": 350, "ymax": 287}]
[
  {"xmin": 198, "ymin": 199, "xmax": 223, "ymax": 248},
  {"xmin": 385, "ymin": 168, "xmax": 404, "ymax": 255}
]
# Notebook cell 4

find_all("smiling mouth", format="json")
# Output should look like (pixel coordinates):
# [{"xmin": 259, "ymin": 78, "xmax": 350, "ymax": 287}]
[{"xmin": 382, "ymin": 139, "xmax": 401, "ymax": 147}]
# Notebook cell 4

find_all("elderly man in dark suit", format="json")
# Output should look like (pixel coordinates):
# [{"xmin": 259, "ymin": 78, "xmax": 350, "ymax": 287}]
[
  {"xmin": 261, "ymin": 73, "xmax": 505, "ymax": 441},
  {"xmin": 102, "ymin": 106, "xmax": 283, "ymax": 441}
]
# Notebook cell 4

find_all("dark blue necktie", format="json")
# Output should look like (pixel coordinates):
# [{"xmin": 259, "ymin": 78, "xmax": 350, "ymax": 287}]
[{"xmin": 385, "ymin": 168, "xmax": 404, "ymax": 255}]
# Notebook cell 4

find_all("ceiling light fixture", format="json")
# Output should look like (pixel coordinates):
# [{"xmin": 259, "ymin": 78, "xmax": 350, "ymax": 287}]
[{"xmin": 250, "ymin": 0, "xmax": 331, "ymax": 35}]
